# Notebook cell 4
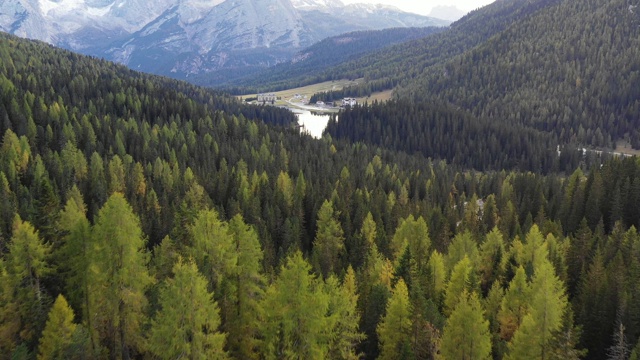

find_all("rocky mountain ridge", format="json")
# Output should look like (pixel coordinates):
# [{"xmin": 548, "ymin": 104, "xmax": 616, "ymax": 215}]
[{"xmin": 0, "ymin": 0, "xmax": 449, "ymax": 82}]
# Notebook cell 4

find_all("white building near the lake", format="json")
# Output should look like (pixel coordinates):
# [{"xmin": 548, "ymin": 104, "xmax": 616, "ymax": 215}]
[
  {"xmin": 258, "ymin": 93, "xmax": 277, "ymax": 102},
  {"xmin": 342, "ymin": 98, "xmax": 357, "ymax": 107}
]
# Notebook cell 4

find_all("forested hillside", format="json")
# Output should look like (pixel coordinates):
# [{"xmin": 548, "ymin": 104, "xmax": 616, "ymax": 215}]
[
  {"xmin": 302, "ymin": 0, "xmax": 640, "ymax": 153},
  {"xmin": 233, "ymin": 0, "xmax": 557, "ymax": 94},
  {"xmin": 325, "ymin": 100, "xmax": 570, "ymax": 173},
  {"xmin": 1, "ymin": 31, "xmax": 640, "ymax": 360},
  {"xmin": 396, "ymin": 0, "xmax": 640, "ymax": 149},
  {"xmin": 220, "ymin": 27, "xmax": 443, "ymax": 93}
]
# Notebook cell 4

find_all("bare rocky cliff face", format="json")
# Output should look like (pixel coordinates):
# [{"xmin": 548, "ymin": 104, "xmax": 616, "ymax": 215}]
[{"xmin": 0, "ymin": 0, "xmax": 449, "ymax": 83}]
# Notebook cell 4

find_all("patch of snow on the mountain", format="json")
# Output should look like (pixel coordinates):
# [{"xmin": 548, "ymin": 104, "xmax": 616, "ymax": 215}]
[
  {"xmin": 290, "ymin": 0, "xmax": 344, "ymax": 10},
  {"xmin": 343, "ymin": 3, "xmax": 402, "ymax": 13},
  {"xmin": 87, "ymin": 3, "xmax": 114, "ymax": 16},
  {"xmin": 38, "ymin": 0, "xmax": 114, "ymax": 22},
  {"xmin": 2, "ymin": 0, "xmax": 447, "ymax": 79},
  {"xmin": 110, "ymin": 43, "xmax": 135, "ymax": 64},
  {"xmin": 39, "ymin": 0, "xmax": 85, "ymax": 17},
  {"xmin": 141, "ymin": 12, "xmax": 175, "ymax": 36},
  {"xmin": 177, "ymin": 0, "xmax": 224, "ymax": 24}
]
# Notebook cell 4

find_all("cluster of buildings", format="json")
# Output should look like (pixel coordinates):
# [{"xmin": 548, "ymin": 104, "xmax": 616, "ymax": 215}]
[
  {"xmin": 341, "ymin": 98, "xmax": 357, "ymax": 107},
  {"xmin": 255, "ymin": 92, "xmax": 357, "ymax": 108},
  {"xmin": 257, "ymin": 93, "xmax": 277, "ymax": 102},
  {"xmin": 315, "ymin": 98, "xmax": 357, "ymax": 107}
]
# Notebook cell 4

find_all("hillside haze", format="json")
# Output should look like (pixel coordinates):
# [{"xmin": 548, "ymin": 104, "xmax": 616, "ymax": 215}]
[
  {"xmin": 428, "ymin": 5, "xmax": 467, "ymax": 21},
  {"xmin": 0, "ymin": 0, "xmax": 448, "ymax": 82}
]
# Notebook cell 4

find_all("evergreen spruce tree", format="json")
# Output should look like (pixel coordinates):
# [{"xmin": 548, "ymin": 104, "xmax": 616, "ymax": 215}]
[
  {"xmin": 446, "ymin": 231, "xmax": 479, "ymax": 272},
  {"xmin": 390, "ymin": 215, "xmax": 430, "ymax": 265},
  {"xmin": 260, "ymin": 252, "xmax": 330, "ymax": 360},
  {"xmin": 444, "ymin": 256, "xmax": 475, "ymax": 316},
  {"xmin": 189, "ymin": 209, "xmax": 235, "ymax": 287},
  {"xmin": 312, "ymin": 200, "xmax": 345, "ymax": 278},
  {"xmin": 506, "ymin": 259, "xmax": 568, "ymax": 359},
  {"xmin": 576, "ymin": 249, "xmax": 612, "ymax": 359},
  {"xmin": 225, "ymin": 214, "xmax": 265, "ymax": 360},
  {"xmin": 484, "ymin": 280, "xmax": 506, "ymax": 358},
  {"xmin": 377, "ymin": 279, "xmax": 412, "ymax": 360},
  {"xmin": 519, "ymin": 224, "xmax": 548, "ymax": 277},
  {"xmin": 325, "ymin": 267, "xmax": 365, "ymax": 360},
  {"xmin": 56, "ymin": 186, "xmax": 92, "ymax": 323},
  {"xmin": 607, "ymin": 322, "xmax": 630, "ymax": 360},
  {"xmin": 528, "ymin": 259, "xmax": 568, "ymax": 359},
  {"xmin": 428, "ymin": 250, "xmax": 446, "ymax": 305},
  {"xmin": 441, "ymin": 291, "xmax": 492, "ymax": 360},
  {"xmin": 548, "ymin": 308, "xmax": 587, "ymax": 360},
  {"xmin": 478, "ymin": 228, "xmax": 506, "ymax": 294},
  {"xmin": 498, "ymin": 266, "xmax": 531, "ymax": 341},
  {"xmin": 37, "ymin": 295, "xmax": 77, "ymax": 360},
  {"xmin": 5, "ymin": 216, "xmax": 51, "ymax": 348},
  {"xmin": 0, "ymin": 258, "xmax": 20, "ymax": 355},
  {"xmin": 90, "ymin": 193, "xmax": 153, "ymax": 359},
  {"xmin": 629, "ymin": 337, "xmax": 640, "ymax": 360},
  {"xmin": 148, "ymin": 259, "xmax": 227, "ymax": 360},
  {"xmin": 505, "ymin": 314, "xmax": 539, "ymax": 360}
]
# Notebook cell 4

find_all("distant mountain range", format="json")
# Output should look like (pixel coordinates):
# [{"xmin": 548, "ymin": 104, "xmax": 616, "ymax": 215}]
[
  {"xmin": 0, "ymin": 0, "xmax": 449, "ymax": 82},
  {"xmin": 212, "ymin": 26, "xmax": 444, "ymax": 90}
]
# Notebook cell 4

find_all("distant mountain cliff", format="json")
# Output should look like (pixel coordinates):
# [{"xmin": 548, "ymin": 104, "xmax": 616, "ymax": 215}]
[{"xmin": 0, "ymin": 0, "xmax": 449, "ymax": 82}]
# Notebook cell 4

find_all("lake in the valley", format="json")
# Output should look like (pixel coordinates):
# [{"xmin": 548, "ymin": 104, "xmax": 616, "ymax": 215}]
[{"xmin": 295, "ymin": 110, "xmax": 334, "ymax": 139}]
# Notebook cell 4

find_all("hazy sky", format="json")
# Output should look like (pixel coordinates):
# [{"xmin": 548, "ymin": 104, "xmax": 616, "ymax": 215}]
[{"xmin": 342, "ymin": 0, "xmax": 496, "ymax": 16}]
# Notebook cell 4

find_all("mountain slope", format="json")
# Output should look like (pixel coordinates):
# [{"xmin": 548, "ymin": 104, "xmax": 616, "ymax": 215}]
[
  {"xmin": 106, "ymin": 0, "xmax": 307, "ymax": 77},
  {"xmin": 0, "ymin": 0, "xmax": 448, "ymax": 83},
  {"xmin": 234, "ymin": 0, "xmax": 555, "ymax": 93},
  {"xmin": 212, "ymin": 27, "xmax": 444, "ymax": 90},
  {"xmin": 263, "ymin": 0, "xmax": 640, "ymax": 152},
  {"xmin": 396, "ymin": 0, "xmax": 640, "ymax": 147},
  {"xmin": 0, "ymin": 0, "xmax": 177, "ymax": 46},
  {"xmin": 290, "ymin": 0, "xmax": 344, "ymax": 11}
]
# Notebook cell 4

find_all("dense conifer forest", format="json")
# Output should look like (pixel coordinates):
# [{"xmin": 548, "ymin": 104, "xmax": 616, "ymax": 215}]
[
  {"xmin": 213, "ymin": 27, "xmax": 444, "ymax": 93},
  {"xmin": 259, "ymin": 0, "xmax": 640, "ymax": 152},
  {"xmin": 1, "ymin": 2, "xmax": 640, "ymax": 358},
  {"xmin": 325, "ymin": 100, "xmax": 588, "ymax": 173},
  {"xmin": 232, "ymin": 0, "xmax": 565, "ymax": 96},
  {"xmin": 395, "ymin": 0, "xmax": 640, "ymax": 149}
]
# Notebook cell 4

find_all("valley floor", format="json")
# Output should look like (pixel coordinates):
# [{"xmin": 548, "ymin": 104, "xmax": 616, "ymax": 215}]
[{"xmin": 239, "ymin": 79, "xmax": 393, "ymax": 112}]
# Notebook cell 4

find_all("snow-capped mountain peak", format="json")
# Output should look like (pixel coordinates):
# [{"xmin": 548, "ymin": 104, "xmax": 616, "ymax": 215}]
[
  {"xmin": 0, "ymin": 0, "xmax": 450, "ymax": 83},
  {"xmin": 345, "ymin": 3, "xmax": 403, "ymax": 13},
  {"xmin": 290, "ymin": 0, "xmax": 344, "ymax": 11}
]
